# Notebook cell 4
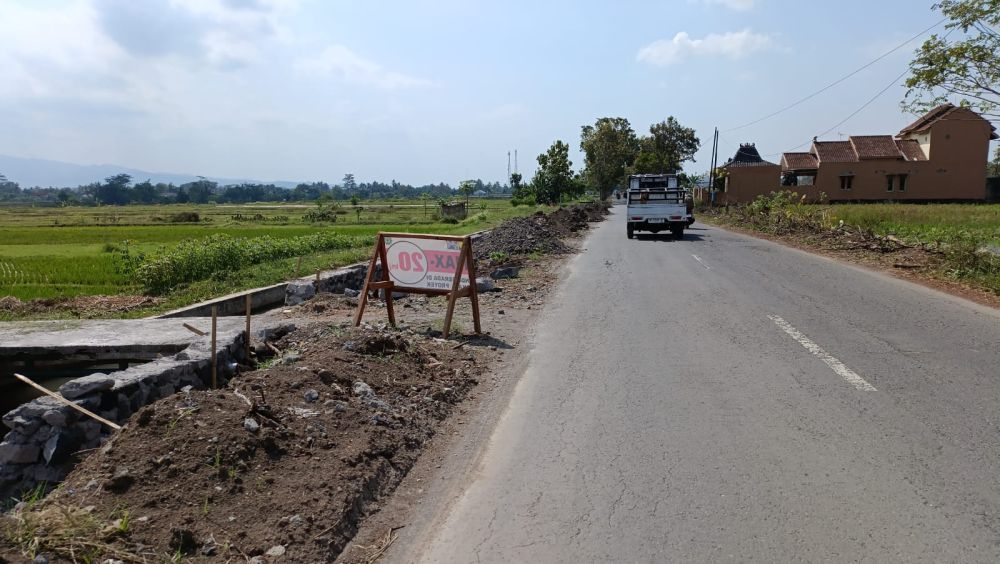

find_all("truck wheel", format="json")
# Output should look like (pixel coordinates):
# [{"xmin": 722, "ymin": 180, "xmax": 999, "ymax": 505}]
[
  {"xmin": 672, "ymin": 227, "xmax": 684, "ymax": 239},
  {"xmin": 627, "ymin": 225, "xmax": 634, "ymax": 239}
]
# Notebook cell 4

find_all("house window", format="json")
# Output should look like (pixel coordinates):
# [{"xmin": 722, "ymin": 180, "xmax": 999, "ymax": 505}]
[
  {"xmin": 898, "ymin": 173, "xmax": 907, "ymax": 192},
  {"xmin": 886, "ymin": 174, "xmax": 895, "ymax": 192},
  {"xmin": 839, "ymin": 175, "xmax": 854, "ymax": 190}
]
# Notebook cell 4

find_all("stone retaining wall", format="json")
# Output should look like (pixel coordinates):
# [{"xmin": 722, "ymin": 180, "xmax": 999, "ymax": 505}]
[{"xmin": 0, "ymin": 334, "xmax": 247, "ymax": 500}]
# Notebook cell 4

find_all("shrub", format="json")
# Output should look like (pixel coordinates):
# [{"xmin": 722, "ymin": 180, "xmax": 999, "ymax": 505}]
[
  {"xmin": 135, "ymin": 232, "xmax": 372, "ymax": 294},
  {"xmin": 168, "ymin": 212, "xmax": 200, "ymax": 223}
]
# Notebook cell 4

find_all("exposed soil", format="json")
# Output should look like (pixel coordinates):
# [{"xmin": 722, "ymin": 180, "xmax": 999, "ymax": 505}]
[
  {"xmin": 0, "ymin": 295, "xmax": 162, "ymax": 318},
  {"xmin": 474, "ymin": 201, "xmax": 609, "ymax": 260},
  {"xmin": 0, "ymin": 203, "xmax": 608, "ymax": 563}
]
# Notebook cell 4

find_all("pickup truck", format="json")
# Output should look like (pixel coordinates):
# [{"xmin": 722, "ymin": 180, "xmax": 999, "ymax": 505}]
[{"xmin": 625, "ymin": 173, "xmax": 694, "ymax": 239}]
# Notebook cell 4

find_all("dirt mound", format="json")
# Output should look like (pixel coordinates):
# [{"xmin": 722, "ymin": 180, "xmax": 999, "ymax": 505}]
[
  {"xmin": 474, "ymin": 202, "xmax": 609, "ymax": 260},
  {"xmin": 2, "ymin": 325, "xmax": 483, "ymax": 563}
]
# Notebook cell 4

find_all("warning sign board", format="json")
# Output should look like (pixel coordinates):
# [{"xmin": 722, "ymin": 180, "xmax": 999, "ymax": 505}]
[
  {"xmin": 384, "ymin": 236, "xmax": 470, "ymax": 291},
  {"xmin": 354, "ymin": 232, "xmax": 481, "ymax": 338}
]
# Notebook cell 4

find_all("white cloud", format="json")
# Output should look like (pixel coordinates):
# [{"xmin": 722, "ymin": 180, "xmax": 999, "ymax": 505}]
[
  {"xmin": 637, "ymin": 29, "xmax": 773, "ymax": 66},
  {"xmin": 698, "ymin": 0, "xmax": 756, "ymax": 10},
  {"xmin": 296, "ymin": 46, "xmax": 433, "ymax": 90}
]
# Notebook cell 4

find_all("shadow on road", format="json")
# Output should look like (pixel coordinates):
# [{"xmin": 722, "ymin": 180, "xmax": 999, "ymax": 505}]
[{"xmin": 632, "ymin": 233, "xmax": 706, "ymax": 242}]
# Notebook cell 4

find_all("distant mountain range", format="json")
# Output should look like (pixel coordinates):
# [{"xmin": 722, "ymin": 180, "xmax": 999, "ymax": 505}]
[{"xmin": 0, "ymin": 154, "xmax": 301, "ymax": 189}]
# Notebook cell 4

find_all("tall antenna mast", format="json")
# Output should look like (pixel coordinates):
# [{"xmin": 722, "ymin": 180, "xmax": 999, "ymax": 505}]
[
  {"xmin": 514, "ymin": 150, "xmax": 518, "ymax": 174},
  {"xmin": 507, "ymin": 151, "xmax": 511, "ymax": 184}
]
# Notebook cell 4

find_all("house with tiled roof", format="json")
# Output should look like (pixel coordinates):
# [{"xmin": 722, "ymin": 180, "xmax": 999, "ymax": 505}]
[
  {"xmin": 782, "ymin": 104, "xmax": 996, "ymax": 201},
  {"xmin": 716, "ymin": 143, "xmax": 780, "ymax": 204},
  {"xmin": 718, "ymin": 104, "xmax": 997, "ymax": 203}
]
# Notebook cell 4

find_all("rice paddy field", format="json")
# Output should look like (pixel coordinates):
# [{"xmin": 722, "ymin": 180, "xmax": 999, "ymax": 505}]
[{"xmin": 0, "ymin": 200, "xmax": 547, "ymax": 318}]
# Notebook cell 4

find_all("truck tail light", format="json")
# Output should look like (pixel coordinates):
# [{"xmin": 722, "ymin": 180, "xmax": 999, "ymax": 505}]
[
  {"xmin": 630, "ymin": 216, "xmax": 643, "ymax": 221},
  {"xmin": 670, "ymin": 215, "xmax": 682, "ymax": 220}
]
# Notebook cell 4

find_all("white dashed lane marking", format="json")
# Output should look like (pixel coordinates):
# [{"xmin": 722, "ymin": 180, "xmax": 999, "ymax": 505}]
[{"xmin": 769, "ymin": 315, "xmax": 877, "ymax": 392}]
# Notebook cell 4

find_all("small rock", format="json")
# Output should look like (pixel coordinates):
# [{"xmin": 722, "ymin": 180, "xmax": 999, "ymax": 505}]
[
  {"xmin": 288, "ymin": 514, "xmax": 304, "ymax": 527},
  {"xmin": 498, "ymin": 309, "xmax": 505, "ymax": 315},
  {"xmin": 280, "ymin": 353, "xmax": 301, "ymax": 365},
  {"xmin": 303, "ymin": 389, "xmax": 320, "ymax": 403},
  {"xmin": 490, "ymin": 266, "xmax": 520, "ymax": 280},
  {"xmin": 243, "ymin": 418, "xmax": 260, "ymax": 433},
  {"xmin": 352, "ymin": 381, "xmax": 374, "ymax": 398},
  {"xmin": 285, "ymin": 281, "xmax": 316, "ymax": 306},
  {"xmin": 475, "ymin": 277, "xmax": 496, "ymax": 293},
  {"xmin": 58, "ymin": 374, "xmax": 114, "ymax": 399},
  {"xmin": 33, "ymin": 555, "xmax": 49, "ymax": 564},
  {"xmin": 266, "ymin": 545, "xmax": 286, "ymax": 557},
  {"xmin": 104, "ymin": 466, "xmax": 135, "ymax": 493},
  {"xmin": 343, "ymin": 288, "xmax": 360, "ymax": 297}
]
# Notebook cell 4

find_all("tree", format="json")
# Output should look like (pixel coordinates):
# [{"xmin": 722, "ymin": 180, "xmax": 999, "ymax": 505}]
[
  {"xmin": 989, "ymin": 144, "xmax": 1000, "ymax": 176},
  {"xmin": 95, "ymin": 173, "xmax": 133, "ymax": 205},
  {"xmin": 420, "ymin": 192, "xmax": 431, "ymax": 217},
  {"xmin": 458, "ymin": 180, "xmax": 476, "ymax": 205},
  {"xmin": 580, "ymin": 117, "xmax": 640, "ymax": 199},
  {"xmin": 631, "ymin": 117, "xmax": 701, "ymax": 174},
  {"xmin": 183, "ymin": 178, "xmax": 216, "ymax": 204},
  {"xmin": 904, "ymin": 0, "xmax": 1000, "ymax": 119},
  {"xmin": 531, "ymin": 140, "xmax": 574, "ymax": 205},
  {"xmin": 350, "ymin": 194, "xmax": 360, "ymax": 206},
  {"xmin": 132, "ymin": 179, "xmax": 157, "ymax": 204},
  {"xmin": 0, "ymin": 173, "xmax": 19, "ymax": 201},
  {"xmin": 175, "ymin": 187, "xmax": 190, "ymax": 204},
  {"xmin": 342, "ymin": 173, "xmax": 357, "ymax": 192}
]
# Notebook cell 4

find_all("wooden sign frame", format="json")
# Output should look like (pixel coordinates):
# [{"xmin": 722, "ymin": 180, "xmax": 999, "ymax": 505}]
[{"xmin": 353, "ymin": 232, "xmax": 481, "ymax": 338}]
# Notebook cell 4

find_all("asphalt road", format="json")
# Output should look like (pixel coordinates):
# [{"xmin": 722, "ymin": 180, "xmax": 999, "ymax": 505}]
[{"xmin": 406, "ymin": 206, "xmax": 1000, "ymax": 563}]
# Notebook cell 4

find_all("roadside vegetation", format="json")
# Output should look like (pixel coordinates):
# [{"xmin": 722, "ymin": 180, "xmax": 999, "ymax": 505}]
[{"xmin": 704, "ymin": 191, "xmax": 1000, "ymax": 295}]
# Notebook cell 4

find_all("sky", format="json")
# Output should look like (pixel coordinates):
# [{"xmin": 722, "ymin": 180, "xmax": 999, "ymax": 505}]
[{"xmin": 0, "ymin": 0, "xmax": 980, "ymax": 186}]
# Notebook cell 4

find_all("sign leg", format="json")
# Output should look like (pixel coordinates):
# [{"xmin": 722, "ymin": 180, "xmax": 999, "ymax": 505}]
[{"xmin": 354, "ymin": 235, "xmax": 383, "ymax": 326}]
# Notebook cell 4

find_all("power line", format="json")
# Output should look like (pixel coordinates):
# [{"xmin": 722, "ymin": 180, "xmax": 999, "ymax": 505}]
[
  {"xmin": 723, "ymin": 17, "xmax": 946, "ymax": 133},
  {"xmin": 763, "ymin": 67, "xmax": 914, "ymax": 158}
]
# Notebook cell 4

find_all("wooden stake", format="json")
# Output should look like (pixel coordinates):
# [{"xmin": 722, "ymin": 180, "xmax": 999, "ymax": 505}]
[
  {"xmin": 295, "ymin": 256, "xmax": 302, "ymax": 277},
  {"xmin": 211, "ymin": 305, "xmax": 218, "ymax": 389},
  {"xmin": 377, "ymin": 237, "xmax": 396, "ymax": 326},
  {"xmin": 442, "ymin": 243, "xmax": 468, "ymax": 339},
  {"xmin": 14, "ymin": 373, "xmax": 122, "ymax": 431},
  {"xmin": 316, "ymin": 269, "xmax": 321, "ymax": 283},
  {"xmin": 354, "ymin": 234, "xmax": 383, "ymax": 326},
  {"xmin": 245, "ymin": 293, "xmax": 252, "ymax": 361},
  {"xmin": 465, "ymin": 235, "xmax": 482, "ymax": 334},
  {"xmin": 182, "ymin": 323, "xmax": 207, "ymax": 336}
]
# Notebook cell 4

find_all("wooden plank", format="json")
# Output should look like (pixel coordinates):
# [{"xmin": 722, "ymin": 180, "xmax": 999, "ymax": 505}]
[
  {"xmin": 442, "ymin": 244, "xmax": 468, "ymax": 339},
  {"xmin": 378, "ymin": 231, "xmax": 468, "ymax": 242},
  {"xmin": 465, "ymin": 235, "xmax": 482, "ymax": 334},
  {"xmin": 368, "ymin": 281, "xmax": 395, "ymax": 290},
  {"xmin": 377, "ymin": 237, "xmax": 396, "ymax": 326},
  {"xmin": 354, "ymin": 234, "xmax": 383, "ymax": 326},
  {"xmin": 211, "ymin": 305, "xmax": 218, "ymax": 389}
]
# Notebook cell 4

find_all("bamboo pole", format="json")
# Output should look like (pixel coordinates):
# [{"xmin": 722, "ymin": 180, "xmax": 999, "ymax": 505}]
[
  {"xmin": 14, "ymin": 374, "xmax": 122, "ymax": 431},
  {"xmin": 245, "ymin": 294, "xmax": 252, "ymax": 361},
  {"xmin": 211, "ymin": 305, "xmax": 218, "ymax": 389}
]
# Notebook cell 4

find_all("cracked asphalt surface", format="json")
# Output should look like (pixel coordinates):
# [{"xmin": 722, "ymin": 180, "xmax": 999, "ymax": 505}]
[{"xmin": 407, "ymin": 205, "xmax": 1000, "ymax": 563}]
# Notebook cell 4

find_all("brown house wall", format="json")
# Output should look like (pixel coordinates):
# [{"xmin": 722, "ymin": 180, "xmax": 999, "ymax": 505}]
[{"xmin": 718, "ymin": 165, "xmax": 780, "ymax": 204}]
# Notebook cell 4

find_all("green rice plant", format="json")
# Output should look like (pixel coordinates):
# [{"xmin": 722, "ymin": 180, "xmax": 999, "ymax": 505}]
[{"xmin": 135, "ymin": 231, "xmax": 374, "ymax": 294}]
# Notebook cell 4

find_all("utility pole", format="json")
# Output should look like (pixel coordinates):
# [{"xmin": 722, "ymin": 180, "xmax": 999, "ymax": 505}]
[
  {"xmin": 507, "ymin": 151, "xmax": 512, "ymax": 185},
  {"xmin": 708, "ymin": 127, "xmax": 719, "ymax": 207}
]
